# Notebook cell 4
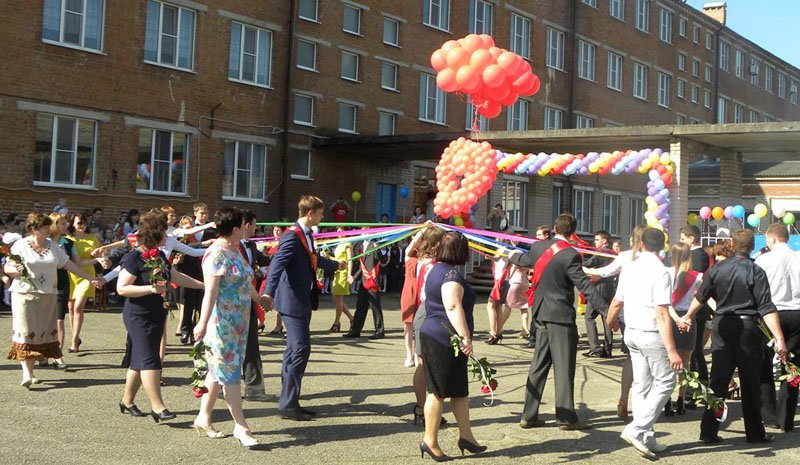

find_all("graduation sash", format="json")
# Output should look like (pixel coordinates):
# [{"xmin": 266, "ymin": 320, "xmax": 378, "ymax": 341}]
[
  {"xmin": 526, "ymin": 240, "xmax": 571, "ymax": 307},
  {"xmin": 288, "ymin": 225, "xmax": 317, "ymax": 272}
]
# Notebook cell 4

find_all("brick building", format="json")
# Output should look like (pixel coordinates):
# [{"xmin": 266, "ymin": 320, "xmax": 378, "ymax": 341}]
[{"xmin": 1, "ymin": 0, "xmax": 798, "ymax": 237}]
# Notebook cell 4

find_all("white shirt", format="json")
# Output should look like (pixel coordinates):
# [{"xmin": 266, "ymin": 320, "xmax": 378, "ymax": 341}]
[
  {"xmin": 755, "ymin": 241, "xmax": 800, "ymax": 311},
  {"xmin": 667, "ymin": 268, "xmax": 703, "ymax": 312},
  {"xmin": 614, "ymin": 251, "xmax": 671, "ymax": 332},
  {"xmin": 585, "ymin": 249, "xmax": 635, "ymax": 278}
]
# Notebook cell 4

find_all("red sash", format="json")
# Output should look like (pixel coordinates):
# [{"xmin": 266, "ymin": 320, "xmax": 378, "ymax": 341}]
[
  {"xmin": 672, "ymin": 270, "xmax": 701, "ymax": 307},
  {"xmin": 490, "ymin": 261, "xmax": 509, "ymax": 301},
  {"xmin": 288, "ymin": 225, "xmax": 318, "ymax": 272},
  {"xmin": 526, "ymin": 240, "xmax": 571, "ymax": 307},
  {"xmin": 416, "ymin": 261, "xmax": 435, "ymax": 307},
  {"xmin": 360, "ymin": 257, "xmax": 380, "ymax": 292}
]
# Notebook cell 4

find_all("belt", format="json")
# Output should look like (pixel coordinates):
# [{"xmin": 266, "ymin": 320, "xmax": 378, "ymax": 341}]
[{"xmin": 720, "ymin": 314, "xmax": 757, "ymax": 320}]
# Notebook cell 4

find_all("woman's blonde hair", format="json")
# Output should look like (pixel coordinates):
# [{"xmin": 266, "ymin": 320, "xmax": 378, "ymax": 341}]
[
  {"xmin": 48, "ymin": 212, "xmax": 67, "ymax": 237},
  {"xmin": 669, "ymin": 242, "xmax": 692, "ymax": 287},
  {"xmin": 630, "ymin": 224, "xmax": 648, "ymax": 260}
]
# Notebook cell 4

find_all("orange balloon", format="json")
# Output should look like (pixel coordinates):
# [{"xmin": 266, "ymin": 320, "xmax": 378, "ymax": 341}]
[
  {"xmin": 430, "ymin": 50, "xmax": 447, "ymax": 72},
  {"xmin": 440, "ymin": 40, "xmax": 460, "ymax": 53},
  {"xmin": 488, "ymin": 46, "xmax": 503, "ymax": 60},
  {"xmin": 711, "ymin": 207, "xmax": 724, "ymax": 221},
  {"xmin": 462, "ymin": 34, "xmax": 484, "ymax": 53},
  {"xmin": 446, "ymin": 47, "xmax": 470, "ymax": 69},
  {"xmin": 469, "ymin": 49, "xmax": 493, "ymax": 72},
  {"xmin": 436, "ymin": 68, "xmax": 458, "ymax": 92},
  {"xmin": 497, "ymin": 52, "xmax": 521, "ymax": 76},
  {"xmin": 479, "ymin": 34, "xmax": 496, "ymax": 49},
  {"xmin": 456, "ymin": 65, "xmax": 479, "ymax": 91},
  {"xmin": 483, "ymin": 64, "xmax": 505, "ymax": 88}
]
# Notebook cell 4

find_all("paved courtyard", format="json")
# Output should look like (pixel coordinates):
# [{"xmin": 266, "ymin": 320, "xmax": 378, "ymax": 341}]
[{"xmin": 2, "ymin": 294, "xmax": 797, "ymax": 464}]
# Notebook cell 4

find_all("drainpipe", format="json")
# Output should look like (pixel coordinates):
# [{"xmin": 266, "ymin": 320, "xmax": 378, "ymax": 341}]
[
  {"xmin": 279, "ymin": 1, "xmax": 297, "ymax": 218},
  {"xmin": 713, "ymin": 27, "xmax": 721, "ymax": 123},
  {"xmin": 567, "ymin": 0, "xmax": 578, "ymax": 128}
]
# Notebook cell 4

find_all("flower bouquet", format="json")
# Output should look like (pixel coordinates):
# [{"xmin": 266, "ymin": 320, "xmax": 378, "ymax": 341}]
[
  {"xmin": 190, "ymin": 341, "xmax": 209, "ymax": 398},
  {"xmin": 448, "ymin": 332, "xmax": 498, "ymax": 405},
  {"xmin": 758, "ymin": 321, "xmax": 800, "ymax": 388},
  {"xmin": 141, "ymin": 248, "xmax": 171, "ymax": 313},
  {"xmin": 678, "ymin": 369, "xmax": 727, "ymax": 421},
  {"xmin": 0, "ymin": 242, "xmax": 37, "ymax": 290}
]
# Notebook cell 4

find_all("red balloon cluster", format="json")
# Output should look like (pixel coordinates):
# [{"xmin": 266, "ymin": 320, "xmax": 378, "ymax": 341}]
[
  {"xmin": 430, "ymin": 34, "xmax": 540, "ymax": 118},
  {"xmin": 433, "ymin": 138, "xmax": 498, "ymax": 219}
]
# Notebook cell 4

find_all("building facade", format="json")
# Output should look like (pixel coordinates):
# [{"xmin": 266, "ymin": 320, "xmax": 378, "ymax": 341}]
[{"xmin": 1, "ymin": 0, "xmax": 798, "ymax": 235}]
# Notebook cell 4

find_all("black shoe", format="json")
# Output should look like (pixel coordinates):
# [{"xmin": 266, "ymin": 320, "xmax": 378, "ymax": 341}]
[
  {"xmin": 747, "ymin": 434, "xmax": 775, "ymax": 444},
  {"xmin": 150, "ymin": 409, "xmax": 176, "ymax": 423},
  {"xmin": 419, "ymin": 441, "xmax": 450, "ymax": 462},
  {"xmin": 700, "ymin": 435, "xmax": 723, "ymax": 444},
  {"xmin": 664, "ymin": 399, "xmax": 675, "ymax": 417},
  {"xmin": 558, "ymin": 420, "xmax": 592, "ymax": 430},
  {"xmin": 676, "ymin": 397, "xmax": 686, "ymax": 415},
  {"xmin": 369, "ymin": 332, "xmax": 385, "ymax": 340},
  {"xmin": 583, "ymin": 350, "xmax": 606, "ymax": 358},
  {"xmin": 685, "ymin": 398, "xmax": 698, "ymax": 410},
  {"xmin": 244, "ymin": 391, "xmax": 271, "ymax": 402},
  {"xmin": 298, "ymin": 407, "xmax": 317, "ymax": 417},
  {"xmin": 180, "ymin": 333, "xmax": 191, "ymax": 345},
  {"xmin": 457, "ymin": 438, "xmax": 487, "ymax": 456},
  {"xmin": 522, "ymin": 341, "xmax": 536, "ymax": 349},
  {"xmin": 119, "ymin": 402, "xmax": 147, "ymax": 417},
  {"xmin": 519, "ymin": 419, "xmax": 546, "ymax": 429},
  {"xmin": 342, "ymin": 332, "xmax": 361, "ymax": 339},
  {"xmin": 280, "ymin": 408, "xmax": 313, "ymax": 421}
]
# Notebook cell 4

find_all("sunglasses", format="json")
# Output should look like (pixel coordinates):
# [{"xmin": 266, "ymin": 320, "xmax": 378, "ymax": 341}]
[{"xmin": 75, "ymin": 221, "xmax": 86, "ymax": 225}]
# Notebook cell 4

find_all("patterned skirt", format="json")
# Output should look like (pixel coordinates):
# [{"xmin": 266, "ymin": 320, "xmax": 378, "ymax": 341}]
[{"xmin": 7, "ymin": 293, "xmax": 62, "ymax": 361}]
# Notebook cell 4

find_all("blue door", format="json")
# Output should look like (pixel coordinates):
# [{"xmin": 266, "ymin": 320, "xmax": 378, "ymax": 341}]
[{"xmin": 376, "ymin": 183, "xmax": 397, "ymax": 222}]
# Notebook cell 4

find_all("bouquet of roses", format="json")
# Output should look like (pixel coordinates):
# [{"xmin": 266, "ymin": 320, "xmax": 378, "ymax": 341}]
[
  {"xmin": 141, "ymin": 248, "xmax": 171, "ymax": 313},
  {"xmin": 758, "ymin": 321, "xmax": 800, "ymax": 388},
  {"xmin": 190, "ymin": 341, "xmax": 209, "ymax": 398},
  {"xmin": 679, "ymin": 369, "xmax": 727, "ymax": 421},
  {"xmin": 448, "ymin": 330, "xmax": 498, "ymax": 405},
  {"xmin": 0, "ymin": 239, "xmax": 37, "ymax": 290}
]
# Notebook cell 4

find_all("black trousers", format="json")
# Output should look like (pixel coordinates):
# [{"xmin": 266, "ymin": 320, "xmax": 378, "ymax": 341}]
[
  {"xmin": 351, "ymin": 286, "xmax": 384, "ymax": 335},
  {"xmin": 690, "ymin": 306, "xmax": 710, "ymax": 381},
  {"xmin": 584, "ymin": 303, "xmax": 613, "ymax": 353},
  {"xmin": 180, "ymin": 288, "xmax": 203, "ymax": 335},
  {"xmin": 701, "ymin": 316, "xmax": 766, "ymax": 441},
  {"xmin": 521, "ymin": 321, "xmax": 579, "ymax": 424},
  {"xmin": 242, "ymin": 302, "xmax": 265, "ymax": 395},
  {"xmin": 761, "ymin": 310, "xmax": 800, "ymax": 431}
]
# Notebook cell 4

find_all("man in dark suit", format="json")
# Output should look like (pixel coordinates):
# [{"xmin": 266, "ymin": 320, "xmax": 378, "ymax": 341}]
[
  {"xmin": 240, "ymin": 210, "xmax": 271, "ymax": 401},
  {"xmin": 582, "ymin": 230, "xmax": 616, "ymax": 357},
  {"xmin": 343, "ymin": 238, "xmax": 385, "ymax": 339},
  {"xmin": 508, "ymin": 213, "xmax": 608, "ymax": 430},
  {"xmin": 262, "ymin": 196, "xmax": 343, "ymax": 421},
  {"xmin": 680, "ymin": 224, "xmax": 712, "ymax": 408},
  {"xmin": 177, "ymin": 202, "xmax": 217, "ymax": 344}
]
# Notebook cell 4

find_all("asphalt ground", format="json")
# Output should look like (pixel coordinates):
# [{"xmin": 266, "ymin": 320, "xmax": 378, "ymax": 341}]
[{"xmin": 1, "ymin": 293, "xmax": 797, "ymax": 464}]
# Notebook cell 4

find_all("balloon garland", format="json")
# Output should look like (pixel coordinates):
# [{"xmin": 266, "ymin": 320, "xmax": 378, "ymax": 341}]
[{"xmin": 697, "ymin": 202, "xmax": 796, "ymax": 231}]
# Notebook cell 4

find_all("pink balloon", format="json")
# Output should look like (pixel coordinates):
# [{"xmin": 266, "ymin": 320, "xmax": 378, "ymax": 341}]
[
  {"xmin": 456, "ymin": 65, "xmax": 479, "ymax": 91},
  {"xmin": 497, "ymin": 52, "xmax": 522, "ymax": 76},
  {"xmin": 469, "ymin": 49, "xmax": 493, "ymax": 72},
  {"xmin": 479, "ymin": 34, "xmax": 495, "ymax": 48},
  {"xmin": 430, "ymin": 50, "xmax": 447, "ymax": 72},
  {"xmin": 462, "ymin": 34, "xmax": 484, "ymax": 53},
  {"xmin": 499, "ymin": 90, "xmax": 519, "ymax": 107},
  {"xmin": 520, "ymin": 74, "xmax": 540, "ymax": 96},
  {"xmin": 483, "ymin": 64, "xmax": 505, "ymax": 88},
  {"xmin": 440, "ymin": 40, "xmax": 460, "ymax": 53},
  {"xmin": 446, "ymin": 47, "xmax": 470, "ymax": 70},
  {"xmin": 484, "ymin": 83, "xmax": 510, "ymax": 101},
  {"xmin": 699, "ymin": 206, "xmax": 712, "ymax": 220},
  {"xmin": 478, "ymin": 100, "xmax": 502, "ymax": 118},
  {"xmin": 436, "ymin": 68, "xmax": 458, "ymax": 92},
  {"xmin": 488, "ymin": 46, "xmax": 503, "ymax": 60},
  {"xmin": 513, "ymin": 72, "xmax": 534, "ymax": 90}
]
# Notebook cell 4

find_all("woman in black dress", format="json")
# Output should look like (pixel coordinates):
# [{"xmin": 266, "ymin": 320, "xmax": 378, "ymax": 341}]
[
  {"xmin": 117, "ymin": 210, "xmax": 202, "ymax": 422},
  {"xmin": 418, "ymin": 231, "xmax": 486, "ymax": 461}
]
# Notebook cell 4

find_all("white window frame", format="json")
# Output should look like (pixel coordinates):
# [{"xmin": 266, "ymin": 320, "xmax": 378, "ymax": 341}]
[
  {"xmin": 340, "ymin": 51, "xmax": 360, "ymax": 82},
  {"xmin": 692, "ymin": 58, "xmax": 700, "ymax": 77},
  {"xmin": 466, "ymin": 102, "xmax": 489, "ymax": 131},
  {"xmin": 704, "ymin": 89, "xmax": 712, "ymax": 109},
  {"xmin": 378, "ymin": 111, "xmax": 397, "ymax": 136},
  {"xmin": 717, "ymin": 97, "xmax": 728, "ymax": 123},
  {"xmin": 750, "ymin": 58, "xmax": 760, "ymax": 86},
  {"xmin": 576, "ymin": 115, "xmax": 594, "ymax": 128},
  {"xmin": 298, "ymin": 0, "xmax": 319, "ymax": 22},
  {"xmin": 629, "ymin": 197, "xmax": 644, "ymax": 232},
  {"xmin": 705, "ymin": 63, "xmax": 713, "ymax": 83},
  {"xmin": 657, "ymin": 72, "xmax": 670, "ymax": 108},
  {"xmin": 136, "ymin": 129, "xmax": 189, "ymax": 195},
  {"xmin": 383, "ymin": 17, "xmax": 400, "ymax": 46},
  {"xmin": 343, "ymin": 4, "xmax": 362, "ymax": 35},
  {"xmin": 678, "ymin": 16, "xmax": 687, "ymax": 37},
  {"xmin": 691, "ymin": 84, "xmax": 699, "ymax": 103},
  {"xmin": 778, "ymin": 72, "xmax": 787, "ymax": 98},
  {"xmin": 578, "ymin": 40, "xmax": 596, "ymax": 81},
  {"xmin": 658, "ymin": 8, "xmax": 671, "ymax": 44},
  {"xmin": 296, "ymin": 39, "xmax": 318, "ymax": 71},
  {"xmin": 676, "ymin": 114, "xmax": 685, "ymax": 125},
  {"xmin": 719, "ymin": 40, "xmax": 730, "ymax": 72},
  {"xmin": 289, "ymin": 147, "xmax": 312, "ymax": 180},
  {"xmin": 733, "ymin": 103, "xmax": 744, "ymax": 123},
  {"xmin": 228, "ymin": 22, "xmax": 272, "ymax": 88},
  {"xmin": 42, "ymin": 0, "xmax": 105, "ymax": 52},
  {"xmin": 677, "ymin": 78, "xmax": 686, "ymax": 99},
  {"xmin": 749, "ymin": 110, "xmax": 760, "ymax": 123},
  {"xmin": 573, "ymin": 187, "xmax": 593, "ymax": 234},
  {"xmin": 544, "ymin": 106, "xmax": 563, "ymax": 130},
  {"xmin": 419, "ymin": 73, "xmax": 447, "ymax": 124},
  {"xmin": 633, "ymin": 62, "xmax": 648, "ymax": 100},
  {"xmin": 602, "ymin": 193, "xmax": 621, "ymax": 236},
  {"xmin": 735, "ymin": 50, "xmax": 744, "ymax": 78},
  {"xmin": 143, "ymin": 0, "xmax": 196, "ymax": 71},
  {"xmin": 380, "ymin": 61, "xmax": 398, "ymax": 91},
  {"xmin": 502, "ymin": 178, "xmax": 527, "ymax": 230},
  {"xmin": 423, "ymin": 0, "xmax": 450, "ymax": 32},
  {"xmin": 609, "ymin": 0, "xmax": 624, "ymax": 21},
  {"xmin": 293, "ymin": 93, "xmax": 315, "ymax": 126},
  {"xmin": 582, "ymin": 0, "xmax": 597, "ymax": 7},
  {"xmin": 468, "ymin": 0, "xmax": 493, "ymax": 35},
  {"xmin": 222, "ymin": 141, "xmax": 267, "ymax": 202},
  {"xmin": 34, "ymin": 114, "xmax": 97, "ymax": 189},
  {"xmin": 765, "ymin": 65, "xmax": 774, "ymax": 93},
  {"xmin": 509, "ymin": 13, "xmax": 531, "ymax": 59},
  {"xmin": 607, "ymin": 51, "xmax": 623, "ymax": 91},
  {"xmin": 791, "ymin": 79, "xmax": 799, "ymax": 105},
  {"xmin": 635, "ymin": 0, "xmax": 649, "ymax": 33},
  {"xmin": 678, "ymin": 53, "xmax": 686, "ymax": 72},
  {"xmin": 507, "ymin": 100, "xmax": 529, "ymax": 131},
  {"xmin": 338, "ymin": 103, "xmax": 358, "ymax": 134},
  {"xmin": 692, "ymin": 25, "xmax": 700, "ymax": 44},
  {"xmin": 705, "ymin": 31, "xmax": 713, "ymax": 50},
  {"xmin": 546, "ymin": 27, "xmax": 565, "ymax": 71}
]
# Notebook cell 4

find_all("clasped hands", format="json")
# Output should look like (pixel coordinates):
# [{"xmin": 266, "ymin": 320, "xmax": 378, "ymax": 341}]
[{"xmin": 676, "ymin": 316, "xmax": 692, "ymax": 333}]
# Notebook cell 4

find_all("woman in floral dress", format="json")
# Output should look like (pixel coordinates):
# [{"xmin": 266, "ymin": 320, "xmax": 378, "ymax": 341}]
[{"xmin": 192, "ymin": 207, "xmax": 265, "ymax": 448}]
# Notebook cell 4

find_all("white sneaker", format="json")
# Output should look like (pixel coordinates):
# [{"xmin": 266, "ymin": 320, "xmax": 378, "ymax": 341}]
[
  {"xmin": 645, "ymin": 438, "xmax": 668, "ymax": 453},
  {"xmin": 620, "ymin": 431, "xmax": 657, "ymax": 460}
]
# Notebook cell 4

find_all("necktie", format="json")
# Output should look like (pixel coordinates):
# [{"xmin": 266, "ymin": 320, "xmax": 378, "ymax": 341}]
[{"xmin": 237, "ymin": 241, "xmax": 250, "ymax": 265}]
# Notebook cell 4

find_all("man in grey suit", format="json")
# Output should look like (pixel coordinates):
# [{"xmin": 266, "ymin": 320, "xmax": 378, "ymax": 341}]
[
  {"xmin": 343, "ymin": 237, "xmax": 385, "ymax": 339},
  {"xmin": 508, "ymin": 213, "xmax": 609, "ymax": 430}
]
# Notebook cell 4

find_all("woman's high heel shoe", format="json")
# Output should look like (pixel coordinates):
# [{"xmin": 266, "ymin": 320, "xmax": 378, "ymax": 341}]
[
  {"xmin": 457, "ymin": 438, "xmax": 487, "ymax": 456},
  {"xmin": 119, "ymin": 401, "xmax": 147, "ymax": 417},
  {"xmin": 419, "ymin": 441, "xmax": 450, "ymax": 462},
  {"xmin": 193, "ymin": 423, "xmax": 226, "ymax": 439},
  {"xmin": 727, "ymin": 380, "xmax": 740, "ymax": 399},
  {"xmin": 233, "ymin": 429, "xmax": 259, "ymax": 448},
  {"xmin": 150, "ymin": 409, "xmax": 177, "ymax": 423},
  {"xmin": 329, "ymin": 322, "xmax": 341, "ymax": 332},
  {"xmin": 675, "ymin": 396, "xmax": 686, "ymax": 415},
  {"xmin": 664, "ymin": 399, "xmax": 674, "ymax": 417}
]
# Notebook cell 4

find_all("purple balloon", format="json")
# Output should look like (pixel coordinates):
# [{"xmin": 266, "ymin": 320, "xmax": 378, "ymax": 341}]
[
  {"xmin": 579, "ymin": 166, "xmax": 589, "ymax": 175},
  {"xmin": 648, "ymin": 187, "xmax": 658, "ymax": 196},
  {"xmin": 659, "ymin": 217, "xmax": 669, "ymax": 226},
  {"xmin": 723, "ymin": 206, "xmax": 734, "ymax": 219},
  {"xmin": 654, "ymin": 194, "xmax": 664, "ymax": 203}
]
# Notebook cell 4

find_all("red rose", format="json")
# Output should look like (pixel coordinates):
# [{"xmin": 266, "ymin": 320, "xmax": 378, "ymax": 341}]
[
  {"xmin": 490, "ymin": 379, "xmax": 498, "ymax": 390},
  {"xmin": 789, "ymin": 376, "xmax": 800, "ymax": 388},
  {"xmin": 712, "ymin": 404, "xmax": 725, "ymax": 419},
  {"xmin": 480, "ymin": 385, "xmax": 490, "ymax": 394},
  {"xmin": 142, "ymin": 249, "xmax": 157, "ymax": 259},
  {"xmin": 192, "ymin": 386, "xmax": 208, "ymax": 398}
]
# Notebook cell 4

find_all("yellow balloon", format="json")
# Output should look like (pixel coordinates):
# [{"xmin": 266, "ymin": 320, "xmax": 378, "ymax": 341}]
[
  {"xmin": 665, "ymin": 164, "xmax": 674, "ymax": 174},
  {"xmin": 637, "ymin": 165, "xmax": 648, "ymax": 174},
  {"xmin": 660, "ymin": 153, "xmax": 672, "ymax": 165},
  {"xmin": 351, "ymin": 191, "xmax": 362, "ymax": 202},
  {"xmin": 649, "ymin": 153, "xmax": 660, "ymax": 163},
  {"xmin": 454, "ymin": 217, "xmax": 464, "ymax": 226},
  {"xmin": 754, "ymin": 203, "xmax": 768, "ymax": 218},
  {"xmin": 642, "ymin": 159, "xmax": 652, "ymax": 170}
]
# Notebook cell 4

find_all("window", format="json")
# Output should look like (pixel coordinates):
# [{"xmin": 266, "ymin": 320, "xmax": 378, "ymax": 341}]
[
  {"xmin": 383, "ymin": 17, "xmax": 400, "ymax": 46},
  {"xmin": 791, "ymin": 79, "xmax": 799, "ymax": 105},
  {"xmin": 574, "ymin": 189, "xmax": 593, "ymax": 234},
  {"xmin": 719, "ymin": 41, "xmax": 730, "ymax": 71},
  {"xmin": 678, "ymin": 53, "xmax": 686, "ymax": 72},
  {"xmin": 635, "ymin": 0, "xmax": 649, "ymax": 32},
  {"xmin": 705, "ymin": 64, "xmax": 713, "ymax": 83},
  {"xmin": 607, "ymin": 52, "xmax": 623, "ymax": 90},
  {"xmin": 552, "ymin": 184, "xmax": 564, "ymax": 221},
  {"xmin": 657, "ymin": 73, "xmax": 670, "ymax": 107},
  {"xmin": 338, "ymin": 103, "xmax": 357, "ymax": 133},
  {"xmin": 692, "ymin": 25, "xmax": 700, "ymax": 43},
  {"xmin": 678, "ymin": 16, "xmax": 686, "ymax": 37},
  {"xmin": 764, "ymin": 114, "xmax": 776, "ymax": 123},
  {"xmin": 34, "ymin": 114, "xmax": 96, "ymax": 187},
  {"xmin": 222, "ymin": 141, "xmax": 266, "ymax": 201},
  {"xmin": 378, "ymin": 111, "xmax": 396, "ymax": 136},
  {"xmin": 750, "ymin": 58, "xmax": 760, "ymax": 86},
  {"xmin": 296, "ymin": 39, "xmax": 317, "ymax": 71},
  {"xmin": 582, "ymin": 0, "xmax": 597, "ymax": 6},
  {"xmin": 42, "ymin": 0, "xmax": 105, "ymax": 51},
  {"xmin": 676, "ymin": 114, "xmax": 685, "ymax": 124},
  {"xmin": 343, "ymin": 4, "xmax": 361, "ymax": 35},
  {"xmin": 677, "ymin": 78, "xmax": 685, "ymax": 98},
  {"xmin": 690, "ymin": 118, "xmax": 701, "ymax": 124},
  {"xmin": 778, "ymin": 72, "xmax": 787, "ymax": 98},
  {"xmin": 603, "ymin": 194, "xmax": 620, "ymax": 236},
  {"xmin": 544, "ymin": 107, "xmax": 563, "ymax": 130},
  {"xmin": 576, "ymin": 115, "xmax": 594, "ymax": 128},
  {"xmin": 341, "ymin": 51, "xmax": 359, "ymax": 81},
  {"xmin": 765, "ymin": 65, "xmax": 774, "ymax": 92},
  {"xmin": 633, "ymin": 62, "xmax": 647, "ymax": 100},
  {"xmin": 289, "ymin": 148, "xmax": 311, "ymax": 179},
  {"xmin": 293, "ymin": 93, "xmax": 314, "ymax": 126},
  {"xmin": 578, "ymin": 40, "xmax": 595, "ymax": 81},
  {"xmin": 658, "ymin": 9, "xmax": 671, "ymax": 43},
  {"xmin": 144, "ymin": 0, "xmax": 195, "ymax": 70},
  {"xmin": 468, "ymin": 0, "xmax": 493, "ymax": 34},
  {"xmin": 629, "ymin": 197, "xmax": 644, "ymax": 231},
  {"xmin": 466, "ymin": 102, "xmax": 489, "ymax": 131},
  {"xmin": 136, "ymin": 129, "xmax": 188, "ymax": 194},
  {"xmin": 735, "ymin": 50, "xmax": 744, "ymax": 78},
  {"xmin": 507, "ymin": 100, "xmax": 529, "ymax": 131},
  {"xmin": 749, "ymin": 110, "xmax": 759, "ymax": 123},
  {"xmin": 298, "ymin": 0, "xmax": 318, "ymax": 22},
  {"xmin": 546, "ymin": 28, "xmax": 565, "ymax": 71},
  {"xmin": 419, "ymin": 73, "xmax": 446, "ymax": 124},
  {"xmin": 716, "ymin": 97, "xmax": 728, "ymax": 123},
  {"xmin": 502, "ymin": 179, "xmax": 527, "ymax": 229},
  {"xmin": 228, "ymin": 22, "xmax": 272, "ymax": 87},
  {"xmin": 691, "ymin": 85, "xmax": 699, "ymax": 103},
  {"xmin": 705, "ymin": 31, "xmax": 713, "ymax": 50},
  {"xmin": 734, "ymin": 103, "xmax": 744, "ymax": 123},
  {"xmin": 423, "ymin": 0, "xmax": 450, "ymax": 31},
  {"xmin": 609, "ymin": 0, "xmax": 624, "ymax": 21},
  {"xmin": 692, "ymin": 58, "xmax": 700, "ymax": 77},
  {"xmin": 704, "ymin": 89, "xmax": 711, "ymax": 109},
  {"xmin": 509, "ymin": 13, "xmax": 531, "ymax": 59},
  {"xmin": 381, "ymin": 62, "xmax": 398, "ymax": 90}
]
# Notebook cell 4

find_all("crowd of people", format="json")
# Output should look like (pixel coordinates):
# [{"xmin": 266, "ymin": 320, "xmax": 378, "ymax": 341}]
[{"xmin": 3, "ymin": 197, "xmax": 799, "ymax": 458}]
